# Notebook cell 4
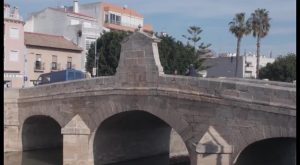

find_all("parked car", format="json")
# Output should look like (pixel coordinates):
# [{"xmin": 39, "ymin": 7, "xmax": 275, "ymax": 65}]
[{"xmin": 34, "ymin": 69, "xmax": 86, "ymax": 86}]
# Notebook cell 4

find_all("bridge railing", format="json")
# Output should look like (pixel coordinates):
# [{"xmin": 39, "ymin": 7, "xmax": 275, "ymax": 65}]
[
  {"xmin": 18, "ymin": 76, "xmax": 116, "ymax": 98},
  {"xmin": 216, "ymin": 77, "xmax": 296, "ymax": 88},
  {"xmin": 158, "ymin": 75, "xmax": 296, "ymax": 110},
  {"xmin": 17, "ymin": 73, "xmax": 296, "ymax": 110}
]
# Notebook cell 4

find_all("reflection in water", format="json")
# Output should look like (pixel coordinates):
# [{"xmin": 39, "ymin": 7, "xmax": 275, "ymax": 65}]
[
  {"xmin": 4, "ymin": 149, "xmax": 189, "ymax": 165},
  {"xmin": 4, "ymin": 148, "xmax": 62, "ymax": 165},
  {"xmin": 108, "ymin": 154, "xmax": 189, "ymax": 165}
]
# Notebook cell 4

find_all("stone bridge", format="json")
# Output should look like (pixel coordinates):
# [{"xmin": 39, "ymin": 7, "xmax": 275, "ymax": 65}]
[{"xmin": 4, "ymin": 32, "xmax": 296, "ymax": 165}]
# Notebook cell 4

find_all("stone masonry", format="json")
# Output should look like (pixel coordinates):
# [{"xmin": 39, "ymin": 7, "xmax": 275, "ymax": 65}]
[{"xmin": 4, "ymin": 31, "xmax": 296, "ymax": 165}]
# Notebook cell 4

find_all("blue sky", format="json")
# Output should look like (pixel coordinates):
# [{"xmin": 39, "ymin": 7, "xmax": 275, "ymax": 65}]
[{"xmin": 6, "ymin": 0, "xmax": 296, "ymax": 57}]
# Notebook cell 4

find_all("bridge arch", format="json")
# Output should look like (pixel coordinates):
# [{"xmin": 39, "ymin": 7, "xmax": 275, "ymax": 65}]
[
  {"xmin": 21, "ymin": 115, "xmax": 63, "ymax": 152},
  {"xmin": 19, "ymin": 108, "xmax": 72, "ymax": 129},
  {"xmin": 92, "ymin": 110, "xmax": 191, "ymax": 165},
  {"xmin": 233, "ymin": 137, "xmax": 296, "ymax": 165}
]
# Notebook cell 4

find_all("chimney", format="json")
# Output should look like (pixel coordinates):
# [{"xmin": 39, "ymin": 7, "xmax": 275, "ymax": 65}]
[
  {"xmin": 73, "ymin": 0, "xmax": 79, "ymax": 13},
  {"xmin": 13, "ymin": 6, "xmax": 19, "ymax": 19}
]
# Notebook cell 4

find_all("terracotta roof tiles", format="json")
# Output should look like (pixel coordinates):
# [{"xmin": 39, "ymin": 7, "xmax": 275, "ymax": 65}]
[{"xmin": 24, "ymin": 32, "xmax": 82, "ymax": 51}]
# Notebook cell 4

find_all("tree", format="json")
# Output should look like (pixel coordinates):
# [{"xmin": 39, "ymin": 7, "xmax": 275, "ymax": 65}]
[
  {"xmin": 86, "ymin": 31, "xmax": 129, "ymax": 76},
  {"xmin": 158, "ymin": 34, "xmax": 208, "ymax": 75},
  {"xmin": 259, "ymin": 53, "xmax": 296, "ymax": 82},
  {"xmin": 248, "ymin": 8, "xmax": 271, "ymax": 78},
  {"xmin": 182, "ymin": 26, "xmax": 211, "ymax": 55},
  {"xmin": 182, "ymin": 26, "xmax": 202, "ymax": 49},
  {"xmin": 229, "ymin": 13, "xmax": 251, "ymax": 77},
  {"xmin": 86, "ymin": 31, "xmax": 208, "ymax": 77}
]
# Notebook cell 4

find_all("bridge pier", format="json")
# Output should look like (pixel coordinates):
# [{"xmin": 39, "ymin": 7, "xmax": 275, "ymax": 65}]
[
  {"xmin": 191, "ymin": 152, "xmax": 232, "ymax": 165},
  {"xmin": 4, "ymin": 125, "xmax": 22, "ymax": 152},
  {"xmin": 61, "ymin": 115, "xmax": 91, "ymax": 165},
  {"xmin": 189, "ymin": 145, "xmax": 232, "ymax": 165},
  {"xmin": 190, "ymin": 126, "xmax": 233, "ymax": 165},
  {"xmin": 4, "ymin": 89, "xmax": 22, "ymax": 152}
]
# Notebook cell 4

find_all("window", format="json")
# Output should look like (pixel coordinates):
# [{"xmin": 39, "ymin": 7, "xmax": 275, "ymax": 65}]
[
  {"xmin": 67, "ymin": 57, "xmax": 72, "ymax": 69},
  {"xmin": 109, "ymin": 13, "xmax": 121, "ymax": 25},
  {"xmin": 110, "ymin": 14, "xmax": 115, "ymax": 23},
  {"xmin": 9, "ymin": 50, "xmax": 18, "ymax": 61},
  {"xmin": 245, "ymin": 61, "xmax": 252, "ymax": 67},
  {"xmin": 35, "ymin": 54, "xmax": 42, "ymax": 70},
  {"xmin": 116, "ymin": 15, "xmax": 121, "ymax": 25},
  {"xmin": 105, "ymin": 13, "xmax": 109, "ymax": 23},
  {"xmin": 4, "ymin": 81, "xmax": 11, "ymax": 88},
  {"xmin": 85, "ymin": 38, "xmax": 95, "ymax": 51},
  {"xmin": 9, "ymin": 28, "xmax": 19, "ymax": 39},
  {"xmin": 244, "ymin": 71, "xmax": 252, "ymax": 78},
  {"xmin": 52, "ymin": 55, "xmax": 57, "ymax": 70}
]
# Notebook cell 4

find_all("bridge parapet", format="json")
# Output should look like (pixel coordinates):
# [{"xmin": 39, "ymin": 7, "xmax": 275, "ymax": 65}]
[
  {"xmin": 19, "ymin": 76, "xmax": 115, "ymax": 98},
  {"xmin": 17, "ymin": 31, "xmax": 296, "ymax": 112},
  {"xmin": 218, "ymin": 77, "xmax": 296, "ymax": 88},
  {"xmin": 158, "ymin": 75, "xmax": 296, "ymax": 110}
]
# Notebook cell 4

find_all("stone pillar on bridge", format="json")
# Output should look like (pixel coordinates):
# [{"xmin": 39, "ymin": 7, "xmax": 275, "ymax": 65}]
[
  {"xmin": 115, "ymin": 31, "xmax": 164, "ymax": 87},
  {"xmin": 4, "ymin": 89, "xmax": 22, "ymax": 152},
  {"xmin": 61, "ymin": 114, "xmax": 92, "ymax": 165},
  {"xmin": 191, "ymin": 126, "xmax": 233, "ymax": 165}
]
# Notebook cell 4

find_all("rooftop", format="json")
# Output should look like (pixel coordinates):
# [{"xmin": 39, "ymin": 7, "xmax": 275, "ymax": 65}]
[
  {"xmin": 48, "ymin": 7, "xmax": 95, "ymax": 19},
  {"xmin": 24, "ymin": 32, "xmax": 82, "ymax": 51},
  {"xmin": 101, "ymin": 2, "xmax": 143, "ymax": 18}
]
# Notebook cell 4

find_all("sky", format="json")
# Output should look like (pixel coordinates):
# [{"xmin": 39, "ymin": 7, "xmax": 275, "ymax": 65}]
[{"xmin": 6, "ymin": 0, "xmax": 296, "ymax": 57}]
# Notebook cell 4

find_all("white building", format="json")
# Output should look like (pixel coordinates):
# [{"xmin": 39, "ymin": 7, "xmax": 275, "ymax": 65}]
[
  {"xmin": 24, "ymin": 0, "xmax": 153, "ymax": 72},
  {"xmin": 76, "ymin": 1, "xmax": 153, "ymax": 33},
  {"xmin": 204, "ymin": 54, "xmax": 275, "ymax": 78},
  {"xmin": 24, "ymin": 0, "xmax": 102, "ymax": 71}
]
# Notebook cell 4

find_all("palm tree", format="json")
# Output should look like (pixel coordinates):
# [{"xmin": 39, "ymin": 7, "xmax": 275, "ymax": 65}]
[
  {"xmin": 248, "ymin": 8, "xmax": 271, "ymax": 78},
  {"xmin": 229, "ymin": 13, "xmax": 251, "ymax": 77}
]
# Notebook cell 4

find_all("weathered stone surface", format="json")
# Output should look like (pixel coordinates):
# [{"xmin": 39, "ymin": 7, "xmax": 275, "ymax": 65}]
[
  {"xmin": 62, "ymin": 114, "xmax": 90, "ymax": 135},
  {"xmin": 169, "ymin": 129, "xmax": 189, "ymax": 158},
  {"xmin": 4, "ymin": 31, "xmax": 296, "ymax": 165},
  {"xmin": 4, "ymin": 126, "xmax": 21, "ymax": 152},
  {"xmin": 196, "ymin": 126, "xmax": 232, "ymax": 154},
  {"xmin": 63, "ymin": 134, "xmax": 90, "ymax": 165}
]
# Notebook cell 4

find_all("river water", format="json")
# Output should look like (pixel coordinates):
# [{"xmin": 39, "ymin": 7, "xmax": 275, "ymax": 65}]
[{"xmin": 4, "ymin": 149, "xmax": 189, "ymax": 165}]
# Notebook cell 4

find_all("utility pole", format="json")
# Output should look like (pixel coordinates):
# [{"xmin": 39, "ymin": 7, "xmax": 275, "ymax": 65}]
[{"xmin": 94, "ymin": 39, "xmax": 97, "ymax": 77}]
